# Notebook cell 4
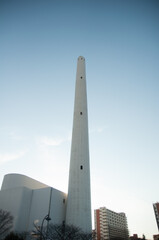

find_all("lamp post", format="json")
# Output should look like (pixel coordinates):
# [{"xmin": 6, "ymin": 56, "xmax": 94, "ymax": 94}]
[
  {"xmin": 40, "ymin": 214, "xmax": 51, "ymax": 240},
  {"xmin": 62, "ymin": 221, "xmax": 65, "ymax": 240}
]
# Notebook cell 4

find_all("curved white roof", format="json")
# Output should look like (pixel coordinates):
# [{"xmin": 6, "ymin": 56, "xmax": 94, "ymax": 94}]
[{"xmin": 1, "ymin": 173, "xmax": 49, "ymax": 190}]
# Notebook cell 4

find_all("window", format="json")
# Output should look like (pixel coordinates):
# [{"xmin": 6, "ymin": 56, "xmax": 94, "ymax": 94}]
[
  {"xmin": 80, "ymin": 165, "xmax": 83, "ymax": 170},
  {"xmin": 80, "ymin": 112, "xmax": 82, "ymax": 115}
]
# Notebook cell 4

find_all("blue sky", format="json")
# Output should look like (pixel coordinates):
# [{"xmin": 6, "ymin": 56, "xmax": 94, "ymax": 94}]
[{"xmin": 0, "ymin": 0, "xmax": 159, "ymax": 238}]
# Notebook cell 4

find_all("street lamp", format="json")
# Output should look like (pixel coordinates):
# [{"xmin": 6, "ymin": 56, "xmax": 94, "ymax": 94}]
[{"xmin": 40, "ymin": 214, "xmax": 51, "ymax": 240}]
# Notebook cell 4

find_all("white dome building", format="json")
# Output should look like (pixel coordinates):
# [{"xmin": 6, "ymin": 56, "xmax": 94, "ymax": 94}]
[{"xmin": 0, "ymin": 173, "xmax": 66, "ymax": 232}]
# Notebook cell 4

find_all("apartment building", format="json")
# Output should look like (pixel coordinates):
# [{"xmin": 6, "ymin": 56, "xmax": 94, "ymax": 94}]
[
  {"xmin": 153, "ymin": 202, "xmax": 159, "ymax": 231},
  {"xmin": 94, "ymin": 207, "xmax": 129, "ymax": 240}
]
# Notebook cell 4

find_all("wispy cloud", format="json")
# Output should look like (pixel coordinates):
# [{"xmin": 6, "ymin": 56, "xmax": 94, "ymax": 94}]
[
  {"xmin": 90, "ymin": 125, "xmax": 108, "ymax": 133},
  {"xmin": 8, "ymin": 131, "xmax": 22, "ymax": 140},
  {"xmin": 0, "ymin": 151, "xmax": 26, "ymax": 165},
  {"xmin": 36, "ymin": 135, "xmax": 71, "ymax": 147}
]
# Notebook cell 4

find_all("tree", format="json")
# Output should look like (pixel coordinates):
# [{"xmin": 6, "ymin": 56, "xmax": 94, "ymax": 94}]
[
  {"xmin": 32, "ymin": 221, "xmax": 93, "ymax": 240},
  {"xmin": 4, "ymin": 232, "xmax": 27, "ymax": 240},
  {"xmin": 0, "ymin": 209, "xmax": 13, "ymax": 240},
  {"xmin": 4, "ymin": 231, "xmax": 30, "ymax": 240}
]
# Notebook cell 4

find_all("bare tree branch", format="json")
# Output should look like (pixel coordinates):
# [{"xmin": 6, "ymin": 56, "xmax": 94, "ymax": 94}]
[
  {"xmin": 32, "ymin": 222, "xmax": 93, "ymax": 240},
  {"xmin": 0, "ymin": 209, "xmax": 13, "ymax": 240}
]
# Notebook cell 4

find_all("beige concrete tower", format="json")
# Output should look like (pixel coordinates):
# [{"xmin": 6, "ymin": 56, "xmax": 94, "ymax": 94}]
[{"xmin": 66, "ymin": 56, "xmax": 92, "ymax": 233}]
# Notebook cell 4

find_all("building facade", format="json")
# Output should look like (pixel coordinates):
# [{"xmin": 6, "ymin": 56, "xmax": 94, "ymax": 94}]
[
  {"xmin": 94, "ymin": 207, "xmax": 129, "ymax": 240},
  {"xmin": 0, "ymin": 174, "xmax": 66, "ymax": 232},
  {"xmin": 153, "ymin": 203, "xmax": 159, "ymax": 231},
  {"xmin": 153, "ymin": 234, "xmax": 159, "ymax": 240},
  {"xmin": 130, "ymin": 234, "xmax": 146, "ymax": 240}
]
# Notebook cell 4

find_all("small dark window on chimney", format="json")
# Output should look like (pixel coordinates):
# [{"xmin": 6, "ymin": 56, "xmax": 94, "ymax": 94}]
[
  {"xmin": 80, "ymin": 165, "xmax": 83, "ymax": 170},
  {"xmin": 80, "ymin": 112, "xmax": 82, "ymax": 115},
  {"xmin": 81, "ymin": 76, "xmax": 83, "ymax": 79},
  {"xmin": 63, "ymin": 199, "xmax": 65, "ymax": 204}
]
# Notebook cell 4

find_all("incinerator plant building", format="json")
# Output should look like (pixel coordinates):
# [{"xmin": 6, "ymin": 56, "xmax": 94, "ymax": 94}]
[{"xmin": 0, "ymin": 56, "xmax": 92, "ymax": 234}]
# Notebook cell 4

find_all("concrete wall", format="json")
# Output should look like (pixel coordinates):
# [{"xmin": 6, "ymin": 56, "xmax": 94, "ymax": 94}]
[
  {"xmin": 0, "ymin": 186, "xmax": 32, "ymax": 231},
  {"xmin": 0, "ymin": 174, "xmax": 67, "ymax": 233},
  {"xmin": 66, "ymin": 56, "xmax": 92, "ymax": 233},
  {"xmin": 28, "ymin": 187, "xmax": 66, "ymax": 231}
]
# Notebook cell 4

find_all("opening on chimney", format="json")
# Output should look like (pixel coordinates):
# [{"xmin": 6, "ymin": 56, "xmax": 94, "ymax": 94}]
[
  {"xmin": 80, "ymin": 112, "xmax": 82, "ymax": 115},
  {"xmin": 63, "ymin": 199, "xmax": 65, "ymax": 204},
  {"xmin": 80, "ymin": 165, "xmax": 83, "ymax": 170},
  {"xmin": 81, "ymin": 76, "xmax": 83, "ymax": 79}
]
